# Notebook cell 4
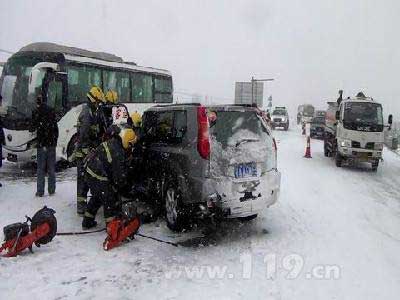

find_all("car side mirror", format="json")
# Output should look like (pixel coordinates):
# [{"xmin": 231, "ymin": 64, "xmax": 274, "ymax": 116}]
[
  {"xmin": 335, "ymin": 111, "xmax": 340, "ymax": 121},
  {"xmin": 388, "ymin": 114, "xmax": 393, "ymax": 125}
]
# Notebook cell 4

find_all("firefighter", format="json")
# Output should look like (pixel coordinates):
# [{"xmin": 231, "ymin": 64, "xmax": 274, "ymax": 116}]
[
  {"xmin": 98, "ymin": 90, "xmax": 119, "ymax": 140},
  {"xmin": 75, "ymin": 86, "xmax": 105, "ymax": 216},
  {"xmin": 82, "ymin": 128, "xmax": 137, "ymax": 229},
  {"xmin": 130, "ymin": 111, "xmax": 142, "ymax": 128},
  {"xmin": 103, "ymin": 90, "xmax": 118, "ymax": 126}
]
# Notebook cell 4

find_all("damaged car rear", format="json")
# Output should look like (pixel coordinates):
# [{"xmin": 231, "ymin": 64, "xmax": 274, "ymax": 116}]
[{"xmin": 141, "ymin": 104, "xmax": 281, "ymax": 231}]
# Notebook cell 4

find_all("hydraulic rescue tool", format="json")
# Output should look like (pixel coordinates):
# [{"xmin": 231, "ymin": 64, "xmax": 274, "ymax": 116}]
[
  {"xmin": 0, "ymin": 207, "xmax": 57, "ymax": 257},
  {"xmin": 103, "ymin": 216, "xmax": 140, "ymax": 251}
]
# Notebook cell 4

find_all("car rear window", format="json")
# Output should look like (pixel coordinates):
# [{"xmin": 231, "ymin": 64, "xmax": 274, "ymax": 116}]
[{"xmin": 209, "ymin": 110, "xmax": 269, "ymax": 149}]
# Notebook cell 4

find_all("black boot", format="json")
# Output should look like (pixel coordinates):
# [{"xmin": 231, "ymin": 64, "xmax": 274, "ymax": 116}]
[{"xmin": 82, "ymin": 217, "xmax": 97, "ymax": 230}]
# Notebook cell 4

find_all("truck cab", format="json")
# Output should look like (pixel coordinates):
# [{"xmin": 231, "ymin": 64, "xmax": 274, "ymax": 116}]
[{"xmin": 324, "ymin": 96, "xmax": 392, "ymax": 171}]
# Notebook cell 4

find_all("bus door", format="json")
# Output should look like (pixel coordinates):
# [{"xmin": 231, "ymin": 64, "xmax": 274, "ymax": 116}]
[
  {"xmin": 43, "ymin": 71, "xmax": 67, "ymax": 118},
  {"xmin": 28, "ymin": 62, "xmax": 67, "ymax": 118}
]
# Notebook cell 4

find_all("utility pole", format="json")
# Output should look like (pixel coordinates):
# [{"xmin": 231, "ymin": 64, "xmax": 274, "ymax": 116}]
[{"xmin": 251, "ymin": 77, "xmax": 274, "ymax": 107}]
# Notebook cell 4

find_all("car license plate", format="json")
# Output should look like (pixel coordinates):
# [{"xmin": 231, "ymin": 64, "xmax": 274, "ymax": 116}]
[
  {"xmin": 359, "ymin": 152, "xmax": 369, "ymax": 159},
  {"xmin": 234, "ymin": 162, "xmax": 257, "ymax": 178}
]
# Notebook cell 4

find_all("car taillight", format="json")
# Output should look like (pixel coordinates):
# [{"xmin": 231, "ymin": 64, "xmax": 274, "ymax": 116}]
[{"xmin": 197, "ymin": 106, "xmax": 210, "ymax": 159}]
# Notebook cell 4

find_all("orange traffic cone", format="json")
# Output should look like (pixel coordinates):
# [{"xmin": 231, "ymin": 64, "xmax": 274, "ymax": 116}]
[
  {"xmin": 304, "ymin": 136, "xmax": 312, "ymax": 158},
  {"xmin": 302, "ymin": 123, "xmax": 306, "ymax": 135}
]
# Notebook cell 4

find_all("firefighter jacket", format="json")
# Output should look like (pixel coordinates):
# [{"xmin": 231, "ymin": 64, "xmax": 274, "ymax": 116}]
[
  {"xmin": 85, "ymin": 136, "xmax": 129, "ymax": 191},
  {"xmin": 76, "ymin": 103, "xmax": 100, "ymax": 157}
]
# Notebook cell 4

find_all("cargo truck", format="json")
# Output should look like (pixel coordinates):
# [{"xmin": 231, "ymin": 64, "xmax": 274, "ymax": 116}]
[
  {"xmin": 324, "ymin": 96, "xmax": 392, "ymax": 171},
  {"xmin": 297, "ymin": 104, "xmax": 315, "ymax": 124}
]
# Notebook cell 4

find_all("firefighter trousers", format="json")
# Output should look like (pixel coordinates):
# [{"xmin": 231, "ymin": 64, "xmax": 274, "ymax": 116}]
[{"xmin": 84, "ymin": 174, "xmax": 120, "ymax": 222}]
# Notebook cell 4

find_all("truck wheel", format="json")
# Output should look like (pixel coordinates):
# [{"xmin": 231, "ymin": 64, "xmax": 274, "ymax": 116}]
[
  {"xmin": 335, "ymin": 153, "xmax": 343, "ymax": 167},
  {"xmin": 324, "ymin": 142, "xmax": 329, "ymax": 157},
  {"xmin": 284, "ymin": 125, "xmax": 289, "ymax": 131},
  {"xmin": 164, "ymin": 181, "xmax": 188, "ymax": 232},
  {"xmin": 371, "ymin": 160, "xmax": 379, "ymax": 172}
]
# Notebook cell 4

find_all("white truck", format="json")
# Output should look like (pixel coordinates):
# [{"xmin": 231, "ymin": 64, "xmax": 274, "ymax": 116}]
[
  {"xmin": 297, "ymin": 104, "xmax": 315, "ymax": 124},
  {"xmin": 324, "ymin": 96, "xmax": 392, "ymax": 171}
]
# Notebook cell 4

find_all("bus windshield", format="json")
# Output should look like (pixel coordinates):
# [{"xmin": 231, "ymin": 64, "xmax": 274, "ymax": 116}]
[{"xmin": 0, "ymin": 56, "xmax": 42, "ymax": 120}]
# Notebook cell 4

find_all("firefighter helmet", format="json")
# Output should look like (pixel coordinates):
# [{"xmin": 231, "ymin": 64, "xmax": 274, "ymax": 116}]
[
  {"xmin": 119, "ymin": 128, "xmax": 137, "ymax": 149},
  {"xmin": 105, "ymin": 90, "xmax": 118, "ymax": 104},
  {"xmin": 130, "ymin": 111, "xmax": 142, "ymax": 127},
  {"xmin": 87, "ymin": 86, "xmax": 105, "ymax": 104}
]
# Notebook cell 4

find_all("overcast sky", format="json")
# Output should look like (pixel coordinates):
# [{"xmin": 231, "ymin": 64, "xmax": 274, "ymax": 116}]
[{"xmin": 1, "ymin": 0, "xmax": 399, "ymax": 116}]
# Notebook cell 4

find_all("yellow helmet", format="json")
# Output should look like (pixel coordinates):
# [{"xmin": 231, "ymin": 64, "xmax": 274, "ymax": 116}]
[
  {"xmin": 130, "ymin": 111, "xmax": 142, "ymax": 127},
  {"xmin": 87, "ymin": 86, "xmax": 105, "ymax": 104},
  {"xmin": 105, "ymin": 90, "xmax": 118, "ymax": 104},
  {"xmin": 119, "ymin": 128, "xmax": 137, "ymax": 149}
]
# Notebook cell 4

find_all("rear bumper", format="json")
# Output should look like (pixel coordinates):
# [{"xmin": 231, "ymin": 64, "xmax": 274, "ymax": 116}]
[
  {"xmin": 310, "ymin": 128, "xmax": 325, "ymax": 137},
  {"xmin": 199, "ymin": 169, "xmax": 281, "ymax": 218}
]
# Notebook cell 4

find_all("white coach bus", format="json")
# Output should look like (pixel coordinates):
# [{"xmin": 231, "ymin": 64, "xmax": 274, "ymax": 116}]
[{"xmin": 0, "ymin": 43, "xmax": 173, "ymax": 164}]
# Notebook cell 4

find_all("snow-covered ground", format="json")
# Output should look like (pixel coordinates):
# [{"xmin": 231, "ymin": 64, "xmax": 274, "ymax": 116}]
[{"xmin": 1, "ymin": 127, "xmax": 400, "ymax": 300}]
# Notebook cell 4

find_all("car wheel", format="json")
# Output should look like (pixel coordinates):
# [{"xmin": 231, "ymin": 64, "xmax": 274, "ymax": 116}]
[
  {"xmin": 165, "ymin": 182, "xmax": 188, "ymax": 232},
  {"xmin": 335, "ymin": 152, "xmax": 342, "ymax": 167},
  {"xmin": 239, "ymin": 214, "xmax": 258, "ymax": 222},
  {"xmin": 371, "ymin": 159, "xmax": 379, "ymax": 172}
]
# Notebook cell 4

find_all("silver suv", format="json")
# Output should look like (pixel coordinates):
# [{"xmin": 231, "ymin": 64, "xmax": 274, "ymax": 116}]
[{"xmin": 141, "ymin": 104, "xmax": 281, "ymax": 231}]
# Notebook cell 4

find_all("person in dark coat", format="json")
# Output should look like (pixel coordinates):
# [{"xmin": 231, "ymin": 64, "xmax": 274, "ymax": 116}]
[
  {"xmin": 337, "ymin": 90, "xmax": 343, "ymax": 105},
  {"xmin": 30, "ymin": 94, "xmax": 59, "ymax": 196},
  {"xmin": 0, "ymin": 95, "xmax": 4, "ymax": 187},
  {"xmin": 82, "ymin": 128, "xmax": 137, "ymax": 229}
]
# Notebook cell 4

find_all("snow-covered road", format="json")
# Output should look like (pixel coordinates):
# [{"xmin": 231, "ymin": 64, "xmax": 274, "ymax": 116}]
[{"xmin": 1, "ymin": 127, "xmax": 400, "ymax": 300}]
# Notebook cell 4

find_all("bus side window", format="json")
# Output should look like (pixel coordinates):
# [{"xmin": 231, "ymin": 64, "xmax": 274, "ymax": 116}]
[
  {"xmin": 67, "ymin": 65, "xmax": 101, "ymax": 105},
  {"xmin": 154, "ymin": 76, "xmax": 173, "ymax": 103},
  {"xmin": 131, "ymin": 73, "xmax": 153, "ymax": 103},
  {"xmin": 103, "ymin": 70, "xmax": 130, "ymax": 102}
]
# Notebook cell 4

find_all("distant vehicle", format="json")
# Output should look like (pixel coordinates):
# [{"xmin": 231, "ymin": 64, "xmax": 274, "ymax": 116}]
[
  {"xmin": 0, "ymin": 42, "xmax": 173, "ymax": 164},
  {"xmin": 324, "ymin": 96, "xmax": 392, "ymax": 171},
  {"xmin": 297, "ymin": 104, "xmax": 315, "ymax": 124},
  {"xmin": 141, "ymin": 104, "xmax": 281, "ymax": 231},
  {"xmin": 271, "ymin": 106, "xmax": 289, "ymax": 130},
  {"xmin": 310, "ymin": 116, "xmax": 325, "ymax": 139},
  {"xmin": 315, "ymin": 110, "xmax": 326, "ymax": 118}
]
